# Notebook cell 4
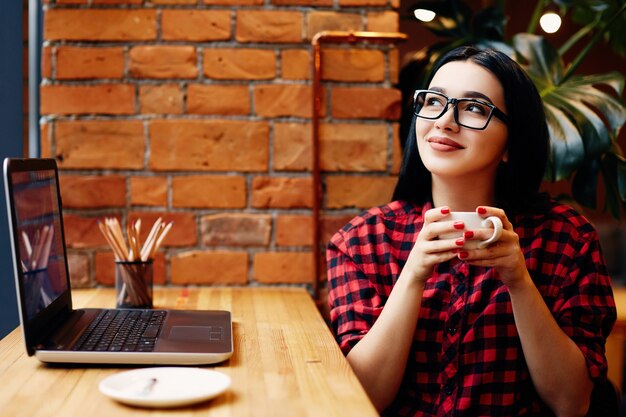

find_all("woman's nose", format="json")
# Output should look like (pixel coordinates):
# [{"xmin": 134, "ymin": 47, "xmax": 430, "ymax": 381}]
[{"xmin": 433, "ymin": 104, "xmax": 460, "ymax": 131}]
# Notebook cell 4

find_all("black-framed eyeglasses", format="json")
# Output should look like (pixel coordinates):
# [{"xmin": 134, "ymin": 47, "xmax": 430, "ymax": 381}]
[{"xmin": 413, "ymin": 90, "xmax": 508, "ymax": 130}]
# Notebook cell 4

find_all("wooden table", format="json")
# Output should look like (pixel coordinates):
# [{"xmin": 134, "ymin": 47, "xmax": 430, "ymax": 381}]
[{"xmin": 0, "ymin": 287, "xmax": 378, "ymax": 417}]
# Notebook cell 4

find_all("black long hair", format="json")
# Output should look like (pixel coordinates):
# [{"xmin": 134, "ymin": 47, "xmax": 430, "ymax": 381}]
[{"xmin": 392, "ymin": 46, "xmax": 550, "ymax": 214}]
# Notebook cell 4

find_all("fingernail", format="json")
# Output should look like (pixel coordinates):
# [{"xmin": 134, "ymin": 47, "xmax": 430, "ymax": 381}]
[
  {"xmin": 458, "ymin": 251, "xmax": 469, "ymax": 259},
  {"xmin": 453, "ymin": 221, "xmax": 464, "ymax": 230},
  {"xmin": 441, "ymin": 207, "xmax": 450, "ymax": 215},
  {"xmin": 477, "ymin": 207, "xmax": 487, "ymax": 214},
  {"xmin": 464, "ymin": 231, "xmax": 474, "ymax": 239},
  {"xmin": 455, "ymin": 238, "xmax": 464, "ymax": 246}
]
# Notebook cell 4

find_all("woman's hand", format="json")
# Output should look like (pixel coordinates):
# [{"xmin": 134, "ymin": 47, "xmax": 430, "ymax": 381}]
[
  {"xmin": 459, "ymin": 206, "xmax": 528, "ymax": 288},
  {"xmin": 403, "ymin": 206, "xmax": 465, "ymax": 284}
]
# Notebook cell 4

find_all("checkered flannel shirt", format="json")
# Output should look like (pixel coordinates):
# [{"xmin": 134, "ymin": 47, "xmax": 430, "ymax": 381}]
[{"xmin": 327, "ymin": 200, "xmax": 616, "ymax": 416}]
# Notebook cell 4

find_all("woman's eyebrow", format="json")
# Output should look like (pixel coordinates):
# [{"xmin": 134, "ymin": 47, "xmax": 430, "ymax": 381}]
[
  {"xmin": 462, "ymin": 91, "xmax": 494, "ymax": 103},
  {"xmin": 428, "ymin": 87, "xmax": 495, "ymax": 104}
]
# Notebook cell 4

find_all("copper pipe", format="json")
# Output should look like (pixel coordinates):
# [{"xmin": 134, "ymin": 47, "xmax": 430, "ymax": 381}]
[{"xmin": 311, "ymin": 31, "xmax": 407, "ymax": 303}]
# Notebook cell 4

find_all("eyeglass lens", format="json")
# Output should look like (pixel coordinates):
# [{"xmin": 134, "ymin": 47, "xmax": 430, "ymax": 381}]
[{"xmin": 414, "ymin": 91, "xmax": 494, "ymax": 130}]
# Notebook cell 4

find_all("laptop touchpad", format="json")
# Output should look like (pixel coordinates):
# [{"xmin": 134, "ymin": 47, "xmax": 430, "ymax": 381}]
[{"xmin": 169, "ymin": 326, "xmax": 212, "ymax": 341}]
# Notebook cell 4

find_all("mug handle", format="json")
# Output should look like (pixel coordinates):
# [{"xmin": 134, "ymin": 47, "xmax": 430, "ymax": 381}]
[{"xmin": 477, "ymin": 216, "xmax": 503, "ymax": 249}]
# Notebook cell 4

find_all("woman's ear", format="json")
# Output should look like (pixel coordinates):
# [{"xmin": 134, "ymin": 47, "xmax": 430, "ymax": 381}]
[{"xmin": 502, "ymin": 150, "xmax": 509, "ymax": 163}]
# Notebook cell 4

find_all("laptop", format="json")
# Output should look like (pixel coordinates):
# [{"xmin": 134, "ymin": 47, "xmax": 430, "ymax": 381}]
[{"xmin": 3, "ymin": 157, "xmax": 233, "ymax": 365}]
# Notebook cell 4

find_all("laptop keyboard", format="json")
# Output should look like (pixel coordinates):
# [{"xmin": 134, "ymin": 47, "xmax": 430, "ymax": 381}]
[{"xmin": 73, "ymin": 309, "xmax": 167, "ymax": 352}]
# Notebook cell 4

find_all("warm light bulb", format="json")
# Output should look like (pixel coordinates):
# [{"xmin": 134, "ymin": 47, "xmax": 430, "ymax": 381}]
[
  {"xmin": 539, "ymin": 12, "xmax": 562, "ymax": 34},
  {"xmin": 414, "ymin": 9, "xmax": 436, "ymax": 22}
]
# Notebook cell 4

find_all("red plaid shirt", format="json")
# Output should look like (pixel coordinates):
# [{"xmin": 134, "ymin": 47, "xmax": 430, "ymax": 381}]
[{"xmin": 327, "ymin": 200, "xmax": 616, "ymax": 417}]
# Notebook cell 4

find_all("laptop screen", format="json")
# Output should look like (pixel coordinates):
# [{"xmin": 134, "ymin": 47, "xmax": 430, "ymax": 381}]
[{"xmin": 10, "ymin": 167, "xmax": 68, "ymax": 321}]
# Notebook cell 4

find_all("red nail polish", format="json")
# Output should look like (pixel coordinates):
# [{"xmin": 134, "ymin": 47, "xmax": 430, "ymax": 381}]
[
  {"xmin": 477, "ymin": 207, "xmax": 487, "ymax": 214},
  {"xmin": 459, "ymin": 251, "xmax": 469, "ymax": 259},
  {"xmin": 441, "ymin": 207, "xmax": 450, "ymax": 215},
  {"xmin": 454, "ymin": 221, "xmax": 464, "ymax": 230},
  {"xmin": 455, "ymin": 238, "xmax": 464, "ymax": 246},
  {"xmin": 464, "ymin": 231, "xmax": 474, "ymax": 239}
]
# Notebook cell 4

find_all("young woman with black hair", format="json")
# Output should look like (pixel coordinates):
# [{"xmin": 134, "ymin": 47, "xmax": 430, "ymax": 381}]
[{"xmin": 327, "ymin": 46, "xmax": 616, "ymax": 416}]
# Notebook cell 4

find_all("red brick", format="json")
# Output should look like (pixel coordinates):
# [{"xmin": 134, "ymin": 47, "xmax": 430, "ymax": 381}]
[
  {"xmin": 41, "ymin": 84, "xmax": 135, "ymax": 115},
  {"xmin": 139, "ymin": 84, "xmax": 183, "ymax": 114},
  {"xmin": 59, "ymin": 175, "xmax": 126, "ymax": 208},
  {"xmin": 130, "ymin": 177, "xmax": 168, "ymax": 207},
  {"xmin": 56, "ymin": 47, "xmax": 124, "ymax": 79},
  {"xmin": 306, "ymin": 12, "xmax": 362, "ymax": 39},
  {"xmin": 129, "ymin": 46, "xmax": 197, "ymax": 79},
  {"xmin": 254, "ymin": 85, "xmax": 311, "ymax": 118},
  {"xmin": 149, "ymin": 120, "xmax": 269, "ymax": 171},
  {"xmin": 162, "ymin": 10, "xmax": 230, "ymax": 41},
  {"xmin": 129, "ymin": 211, "xmax": 197, "ymax": 247},
  {"xmin": 326, "ymin": 176, "xmax": 396, "ymax": 208},
  {"xmin": 274, "ymin": 122, "xmax": 311, "ymax": 171},
  {"xmin": 272, "ymin": 0, "xmax": 331, "ymax": 5},
  {"xmin": 236, "ymin": 11, "xmax": 303, "ymax": 43},
  {"xmin": 389, "ymin": 48, "xmax": 399, "ymax": 85},
  {"xmin": 44, "ymin": 9, "xmax": 156, "ymax": 41},
  {"xmin": 321, "ymin": 49, "xmax": 385, "ymax": 82},
  {"xmin": 320, "ymin": 123, "xmax": 388, "ymax": 171},
  {"xmin": 172, "ymin": 175, "xmax": 246, "ymax": 208},
  {"xmin": 322, "ymin": 214, "xmax": 355, "ymax": 243},
  {"xmin": 93, "ymin": 0, "xmax": 142, "ymax": 3},
  {"xmin": 253, "ymin": 252, "xmax": 313, "ymax": 284},
  {"xmin": 41, "ymin": 46, "xmax": 52, "ymax": 79},
  {"xmin": 40, "ymin": 123, "xmax": 51, "ymax": 158},
  {"xmin": 203, "ymin": 48, "xmax": 275, "ymax": 80},
  {"xmin": 331, "ymin": 87, "xmax": 401, "ymax": 119},
  {"xmin": 273, "ymin": 122, "xmax": 388, "ymax": 172},
  {"xmin": 96, "ymin": 251, "xmax": 166, "ymax": 286},
  {"xmin": 204, "ymin": 0, "xmax": 262, "ymax": 4},
  {"xmin": 171, "ymin": 251, "xmax": 248, "ymax": 285},
  {"xmin": 366, "ymin": 11, "xmax": 399, "ymax": 32},
  {"xmin": 201, "ymin": 214, "xmax": 271, "ymax": 246},
  {"xmin": 339, "ymin": 0, "xmax": 387, "ymax": 5},
  {"xmin": 63, "ymin": 214, "xmax": 110, "ymax": 249},
  {"xmin": 251, "ymin": 177, "xmax": 313, "ymax": 208},
  {"xmin": 281, "ymin": 49, "xmax": 310, "ymax": 80},
  {"xmin": 153, "ymin": 0, "xmax": 196, "ymax": 3},
  {"xmin": 276, "ymin": 215, "xmax": 313, "ymax": 246},
  {"xmin": 54, "ymin": 120, "xmax": 145, "ymax": 169},
  {"xmin": 187, "ymin": 85, "xmax": 250, "ymax": 115}
]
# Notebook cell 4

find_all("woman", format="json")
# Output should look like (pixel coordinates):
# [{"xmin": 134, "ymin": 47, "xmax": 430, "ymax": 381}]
[{"xmin": 327, "ymin": 46, "xmax": 616, "ymax": 417}]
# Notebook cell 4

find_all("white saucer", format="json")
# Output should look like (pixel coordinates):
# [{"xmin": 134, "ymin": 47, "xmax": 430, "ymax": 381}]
[{"xmin": 99, "ymin": 367, "xmax": 231, "ymax": 408}]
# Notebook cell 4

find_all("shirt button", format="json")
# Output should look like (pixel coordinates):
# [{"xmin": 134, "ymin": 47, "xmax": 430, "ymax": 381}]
[
  {"xmin": 443, "ymin": 381, "xmax": 455, "ymax": 396},
  {"xmin": 447, "ymin": 327, "xmax": 457, "ymax": 335}
]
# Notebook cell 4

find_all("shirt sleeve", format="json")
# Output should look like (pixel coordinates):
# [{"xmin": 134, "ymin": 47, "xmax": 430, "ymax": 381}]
[
  {"xmin": 327, "ymin": 230, "xmax": 384, "ymax": 356},
  {"xmin": 551, "ymin": 230, "xmax": 616, "ymax": 381}
]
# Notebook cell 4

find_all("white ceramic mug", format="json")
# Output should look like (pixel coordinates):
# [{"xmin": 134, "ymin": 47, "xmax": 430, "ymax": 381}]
[{"xmin": 439, "ymin": 212, "xmax": 503, "ymax": 249}]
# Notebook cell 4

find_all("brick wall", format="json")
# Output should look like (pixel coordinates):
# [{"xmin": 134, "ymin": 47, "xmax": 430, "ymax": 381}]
[{"xmin": 40, "ymin": 0, "xmax": 402, "ymax": 291}]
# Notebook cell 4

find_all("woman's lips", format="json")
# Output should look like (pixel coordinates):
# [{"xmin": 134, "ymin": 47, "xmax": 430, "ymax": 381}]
[{"xmin": 427, "ymin": 137, "xmax": 464, "ymax": 151}]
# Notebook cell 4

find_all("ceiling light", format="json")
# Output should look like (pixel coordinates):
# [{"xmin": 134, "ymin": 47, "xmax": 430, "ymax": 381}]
[
  {"xmin": 539, "ymin": 12, "xmax": 562, "ymax": 34},
  {"xmin": 414, "ymin": 9, "xmax": 436, "ymax": 22}
]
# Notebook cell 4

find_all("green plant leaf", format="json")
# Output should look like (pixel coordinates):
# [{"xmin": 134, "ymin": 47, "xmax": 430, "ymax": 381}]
[
  {"xmin": 512, "ymin": 33, "xmax": 626, "ymax": 184},
  {"xmin": 569, "ymin": 0, "xmax": 626, "ymax": 57},
  {"xmin": 544, "ymin": 102, "xmax": 586, "ymax": 180},
  {"xmin": 513, "ymin": 34, "xmax": 563, "ymax": 84}
]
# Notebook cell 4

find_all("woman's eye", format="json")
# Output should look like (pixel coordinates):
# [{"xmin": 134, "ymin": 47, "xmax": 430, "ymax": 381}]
[
  {"xmin": 463, "ymin": 102, "xmax": 488, "ymax": 115},
  {"xmin": 426, "ymin": 97, "xmax": 445, "ymax": 107}
]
